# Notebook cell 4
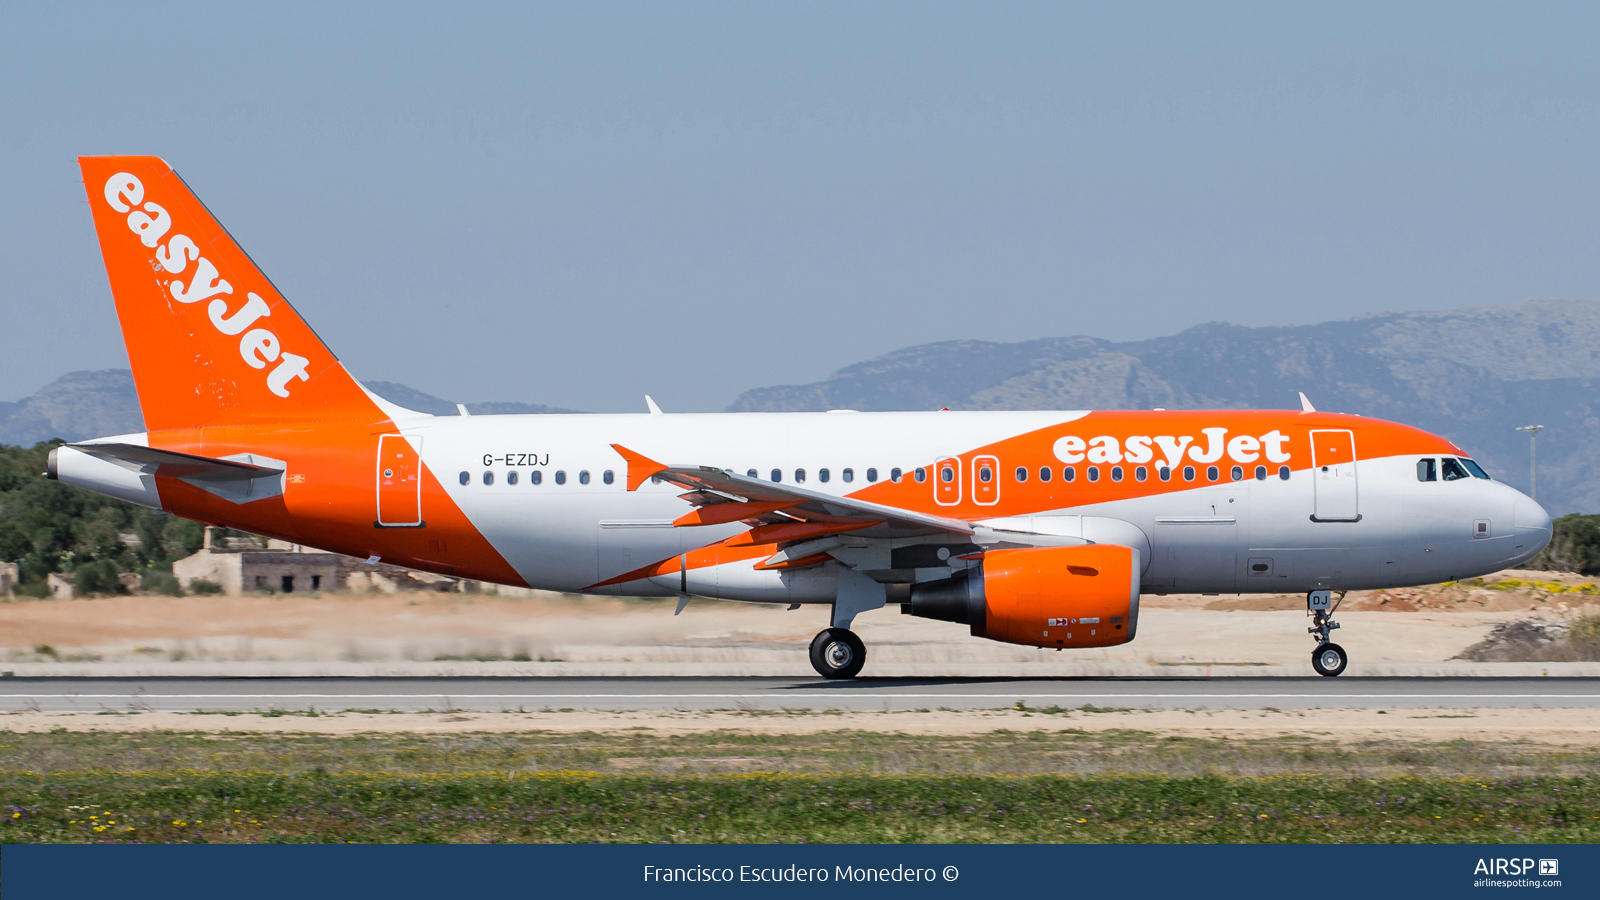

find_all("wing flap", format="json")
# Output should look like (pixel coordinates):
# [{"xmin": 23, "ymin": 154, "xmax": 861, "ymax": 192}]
[{"xmin": 611, "ymin": 444, "xmax": 973, "ymax": 540}]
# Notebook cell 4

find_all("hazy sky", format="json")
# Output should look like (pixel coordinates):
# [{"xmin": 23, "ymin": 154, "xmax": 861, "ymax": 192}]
[{"xmin": 5, "ymin": 3, "xmax": 1600, "ymax": 412}]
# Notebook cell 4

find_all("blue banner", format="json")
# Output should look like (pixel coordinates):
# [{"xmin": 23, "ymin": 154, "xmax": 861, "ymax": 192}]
[{"xmin": 3, "ymin": 844, "xmax": 1593, "ymax": 898}]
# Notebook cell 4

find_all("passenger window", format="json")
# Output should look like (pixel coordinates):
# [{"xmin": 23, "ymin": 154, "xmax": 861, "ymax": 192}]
[
  {"xmin": 1110, "ymin": 466, "xmax": 1123, "ymax": 482},
  {"xmin": 915, "ymin": 468, "xmax": 926, "ymax": 483},
  {"xmin": 978, "ymin": 466, "xmax": 992, "ymax": 483},
  {"xmin": 1442, "ymin": 457, "xmax": 1471, "ymax": 481},
  {"xmin": 482, "ymin": 471, "xmax": 494, "ymax": 486},
  {"xmin": 603, "ymin": 470, "xmax": 615, "ymax": 485},
  {"xmin": 579, "ymin": 470, "xmax": 590, "ymax": 485},
  {"xmin": 458, "ymin": 471, "xmax": 469, "ymax": 486},
  {"xmin": 1254, "ymin": 465, "xmax": 1267, "ymax": 481},
  {"xmin": 1038, "ymin": 466, "xmax": 1052, "ymax": 482},
  {"xmin": 1158, "ymin": 466, "xmax": 1171, "ymax": 482},
  {"xmin": 890, "ymin": 468, "xmax": 901, "ymax": 482},
  {"xmin": 940, "ymin": 466, "xmax": 954, "ymax": 483},
  {"xmin": 1063, "ymin": 466, "xmax": 1076, "ymax": 482},
  {"xmin": 531, "ymin": 470, "xmax": 542, "ymax": 485},
  {"xmin": 1460, "ymin": 458, "xmax": 1491, "ymax": 480},
  {"xmin": 1135, "ymin": 466, "xmax": 1147, "ymax": 482},
  {"xmin": 1278, "ymin": 465, "xmax": 1290, "ymax": 481},
  {"xmin": 1183, "ymin": 466, "xmax": 1195, "ymax": 482},
  {"xmin": 554, "ymin": 470, "xmax": 567, "ymax": 485},
  {"xmin": 842, "ymin": 468, "xmax": 854, "ymax": 483},
  {"xmin": 866, "ymin": 468, "xmax": 878, "ymax": 482},
  {"xmin": 1231, "ymin": 465, "xmax": 1243, "ymax": 482},
  {"xmin": 507, "ymin": 471, "xmax": 519, "ymax": 485},
  {"xmin": 1417, "ymin": 459, "xmax": 1436, "ymax": 482},
  {"xmin": 795, "ymin": 468, "xmax": 806, "ymax": 483},
  {"xmin": 1207, "ymin": 465, "xmax": 1219, "ymax": 481},
  {"xmin": 1087, "ymin": 466, "xmax": 1100, "ymax": 483},
  {"xmin": 818, "ymin": 468, "xmax": 830, "ymax": 483},
  {"xmin": 1014, "ymin": 466, "xmax": 1027, "ymax": 482},
  {"xmin": 771, "ymin": 469, "xmax": 782, "ymax": 482}
]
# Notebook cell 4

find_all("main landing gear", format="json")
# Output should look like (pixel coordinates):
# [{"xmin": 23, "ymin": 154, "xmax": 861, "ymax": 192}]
[
  {"xmin": 1307, "ymin": 589, "xmax": 1348, "ymax": 677},
  {"xmin": 810, "ymin": 628, "xmax": 866, "ymax": 679}
]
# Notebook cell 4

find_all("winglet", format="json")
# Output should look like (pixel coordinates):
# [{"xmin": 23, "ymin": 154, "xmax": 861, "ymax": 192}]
[
  {"xmin": 610, "ymin": 443, "xmax": 668, "ymax": 491},
  {"xmin": 1298, "ymin": 392, "xmax": 1316, "ymax": 413}
]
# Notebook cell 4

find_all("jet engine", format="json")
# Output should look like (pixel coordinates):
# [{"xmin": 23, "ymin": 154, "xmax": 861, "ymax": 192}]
[{"xmin": 901, "ymin": 544, "xmax": 1140, "ymax": 649}]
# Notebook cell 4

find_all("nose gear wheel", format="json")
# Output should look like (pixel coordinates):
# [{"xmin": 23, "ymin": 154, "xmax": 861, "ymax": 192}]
[
  {"xmin": 1306, "ymin": 590, "xmax": 1348, "ymax": 676},
  {"xmin": 1312, "ymin": 642, "xmax": 1348, "ymax": 677}
]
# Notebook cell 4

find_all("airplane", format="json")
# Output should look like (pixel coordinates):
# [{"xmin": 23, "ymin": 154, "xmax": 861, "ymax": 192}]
[{"xmin": 50, "ymin": 156, "xmax": 1554, "ymax": 679}]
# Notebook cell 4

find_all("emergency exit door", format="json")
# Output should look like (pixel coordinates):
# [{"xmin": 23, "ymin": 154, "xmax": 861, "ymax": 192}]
[
  {"xmin": 934, "ymin": 456, "xmax": 962, "ymax": 506},
  {"xmin": 376, "ymin": 434, "xmax": 424, "ymax": 527},
  {"xmin": 972, "ymin": 455, "xmax": 1000, "ymax": 506},
  {"xmin": 1310, "ymin": 429, "xmax": 1359, "ymax": 522}
]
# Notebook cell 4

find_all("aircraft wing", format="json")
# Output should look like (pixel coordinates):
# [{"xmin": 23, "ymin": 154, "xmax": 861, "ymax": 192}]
[{"xmin": 611, "ymin": 443, "xmax": 975, "ymax": 541}]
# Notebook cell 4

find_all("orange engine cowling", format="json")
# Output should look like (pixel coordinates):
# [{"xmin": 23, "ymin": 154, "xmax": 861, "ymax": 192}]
[{"xmin": 901, "ymin": 544, "xmax": 1140, "ymax": 649}]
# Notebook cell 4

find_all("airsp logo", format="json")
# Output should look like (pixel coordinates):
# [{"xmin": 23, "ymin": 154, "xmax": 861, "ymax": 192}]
[
  {"xmin": 102, "ymin": 172, "xmax": 312, "ymax": 399},
  {"xmin": 1473, "ymin": 858, "xmax": 1551, "ymax": 876}
]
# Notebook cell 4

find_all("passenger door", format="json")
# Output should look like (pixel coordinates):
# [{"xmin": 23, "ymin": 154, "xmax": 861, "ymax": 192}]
[
  {"xmin": 1310, "ymin": 429, "xmax": 1360, "ymax": 522},
  {"xmin": 376, "ymin": 434, "xmax": 423, "ymax": 527}
]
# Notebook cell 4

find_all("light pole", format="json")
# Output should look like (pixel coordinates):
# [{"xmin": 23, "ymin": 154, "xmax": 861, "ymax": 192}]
[{"xmin": 1515, "ymin": 425, "xmax": 1544, "ymax": 501}]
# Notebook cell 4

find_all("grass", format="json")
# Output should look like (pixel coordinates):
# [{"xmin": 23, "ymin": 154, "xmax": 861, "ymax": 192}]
[
  {"xmin": 0, "ymin": 729, "xmax": 1596, "ymax": 843},
  {"xmin": 1479, "ymin": 578, "xmax": 1600, "ymax": 594}
]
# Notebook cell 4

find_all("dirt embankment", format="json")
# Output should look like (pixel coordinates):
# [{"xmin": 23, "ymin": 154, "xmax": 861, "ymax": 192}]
[
  {"xmin": 1153, "ymin": 569, "xmax": 1600, "ymax": 614},
  {"xmin": 1, "ymin": 568, "xmax": 1595, "ymax": 670}
]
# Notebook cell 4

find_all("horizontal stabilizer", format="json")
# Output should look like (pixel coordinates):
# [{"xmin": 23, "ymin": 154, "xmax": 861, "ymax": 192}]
[
  {"xmin": 70, "ymin": 442, "xmax": 282, "ymax": 481},
  {"xmin": 67, "ymin": 442, "xmax": 287, "ymax": 504}
]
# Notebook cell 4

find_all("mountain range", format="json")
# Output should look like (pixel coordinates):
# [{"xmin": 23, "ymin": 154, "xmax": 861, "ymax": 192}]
[
  {"xmin": 4, "ymin": 299, "xmax": 1597, "ymax": 514},
  {"xmin": 0, "ymin": 374, "xmax": 575, "ymax": 449},
  {"xmin": 730, "ymin": 299, "xmax": 1600, "ymax": 516}
]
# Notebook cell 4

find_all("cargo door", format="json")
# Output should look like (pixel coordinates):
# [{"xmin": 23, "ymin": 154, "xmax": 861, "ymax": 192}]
[
  {"xmin": 1310, "ymin": 429, "xmax": 1360, "ymax": 522},
  {"xmin": 1154, "ymin": 517, "xmax": 1238, "ymax": 594},
  {"xmin": 376, "ymin": 434, "xmax": 423, "ymax": 527},
  {"xmin": 972, "ymin": 454, "xmax": 1000, "ymax": 506}
]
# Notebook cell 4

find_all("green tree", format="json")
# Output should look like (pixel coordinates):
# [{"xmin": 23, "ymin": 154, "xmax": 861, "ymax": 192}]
[{"xmin": 0, "ymin": 440, "xmax": 214, "ymax": 592}]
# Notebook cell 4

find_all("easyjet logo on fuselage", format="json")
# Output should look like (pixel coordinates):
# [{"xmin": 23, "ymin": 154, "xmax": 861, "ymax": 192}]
[
  {"xmin": 101, "ymin": 172, "xmax": 311, "ymax": 399},
  {"xmin": 1054, "ymin": 428, "xmax": 1294, "ymax": 468}
]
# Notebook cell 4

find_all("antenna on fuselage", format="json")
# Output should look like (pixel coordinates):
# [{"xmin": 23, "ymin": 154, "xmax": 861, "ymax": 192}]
[
  {"xmin": 645, "ymin": 395, "xmax": 664, "ymax": 416},
  {"xmin": 1298, "ymin": 392, "xmax": 1316, "ymax": 413}
]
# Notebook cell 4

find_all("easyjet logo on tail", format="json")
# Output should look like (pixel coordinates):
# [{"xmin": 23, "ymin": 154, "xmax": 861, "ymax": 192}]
[
  {"xmin": 1054, "ymin": 429, "xmax": 1294, "ymax": 467},
  {"xmin": 101, "ymin": 172, "xmax": 311, "ymax": 398}
]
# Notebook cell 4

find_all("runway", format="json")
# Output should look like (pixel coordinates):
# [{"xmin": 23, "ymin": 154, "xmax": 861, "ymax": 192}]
[{"xmin": 1, "ymin": 676, "xmax": 1596, "ymax": 713}]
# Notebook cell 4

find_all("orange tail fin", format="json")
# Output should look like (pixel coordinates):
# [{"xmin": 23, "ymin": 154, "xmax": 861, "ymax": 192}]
[{"xmin": 78, "ymin": 156, "xmax": 382, "ymax": 431}]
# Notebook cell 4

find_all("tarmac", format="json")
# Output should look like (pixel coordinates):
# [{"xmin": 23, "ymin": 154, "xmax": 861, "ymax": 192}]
[{"xmin": 3, "ymin": 674, "xmax": 1597, "ymax": 712}]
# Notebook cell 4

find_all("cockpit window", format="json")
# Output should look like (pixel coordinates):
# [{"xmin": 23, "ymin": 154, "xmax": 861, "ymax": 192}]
[
  {"xmin": 1441, "ymin": 457, "xmax": 1471, "ymax": 481},
  {"xmin": 1416, "ymin": 458, "xmax": 1437, "ymax": 482},
  {"xmin": 1459, "ymin": 458, "xmax": 1491, "ymax": 480}
]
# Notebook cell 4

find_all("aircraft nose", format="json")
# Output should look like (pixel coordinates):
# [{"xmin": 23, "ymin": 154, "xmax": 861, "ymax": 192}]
[{"xmin": 1512, "ymin": 490, "xmax": 1553, "ymax": 548}]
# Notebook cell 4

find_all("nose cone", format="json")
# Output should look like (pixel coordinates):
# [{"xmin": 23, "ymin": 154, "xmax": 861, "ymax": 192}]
[{"xmin": 1512, "ymin": 491, "xmax": 1554, "ymax": 560}]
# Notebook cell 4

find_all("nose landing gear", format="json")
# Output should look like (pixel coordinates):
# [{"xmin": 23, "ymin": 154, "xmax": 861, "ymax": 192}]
[
  {"xmin": 809, "ymin": 628, "xmax": 866, "ymax": 679},
  {"xmin": 1307, "ymin": 589, "xmax": 1348, "ymax": 676}
]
